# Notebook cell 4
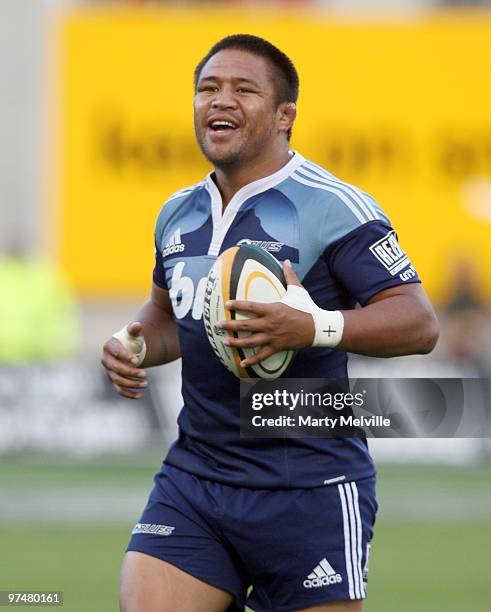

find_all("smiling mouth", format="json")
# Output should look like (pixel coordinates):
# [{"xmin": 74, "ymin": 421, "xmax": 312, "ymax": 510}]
[{"xmin": 208, "ymin": 120, "xmax": 239, "ymax": 133}]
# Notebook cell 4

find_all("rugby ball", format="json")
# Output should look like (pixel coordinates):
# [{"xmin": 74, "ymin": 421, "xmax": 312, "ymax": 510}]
[{"xmin": 203, "ymin": 244, "xmax": 295, "ymax": 379}]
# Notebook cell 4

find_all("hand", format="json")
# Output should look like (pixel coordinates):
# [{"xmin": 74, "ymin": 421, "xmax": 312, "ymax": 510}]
[
  {"xmin": 101, "ymin": 322, "xmax": 148, "ymax": 400},
  {"xmin": 218, "ymin": 260, "xmax": 315, "ymax": 367}
]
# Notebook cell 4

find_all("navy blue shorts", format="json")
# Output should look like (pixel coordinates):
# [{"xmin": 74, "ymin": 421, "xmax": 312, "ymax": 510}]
[{"xmin": 127, "ymin": 464, "xmax": 377, "ymax": 611}]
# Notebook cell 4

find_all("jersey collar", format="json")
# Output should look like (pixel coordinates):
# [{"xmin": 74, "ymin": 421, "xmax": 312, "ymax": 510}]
[{"xmin": 205, "ymin": 151, "xmax": 305, "ymax": 256}]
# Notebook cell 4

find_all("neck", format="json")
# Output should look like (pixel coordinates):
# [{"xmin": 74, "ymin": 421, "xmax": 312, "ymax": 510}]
[{"xmin": 214, "ymin": 146, "xmax": 292, "ymax": 209}]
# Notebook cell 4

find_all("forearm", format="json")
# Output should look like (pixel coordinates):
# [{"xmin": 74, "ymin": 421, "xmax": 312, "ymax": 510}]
[
  {"xmin": 221, "ymin": 268, "xmax": 439, "ymax": 367},
  {"xmin": 134, "ymin": 299, "xmax": 180, "ymax": 367},
  {"xmin": 338, "ymin": 293, "xmax": 439, "ymax": 358}
]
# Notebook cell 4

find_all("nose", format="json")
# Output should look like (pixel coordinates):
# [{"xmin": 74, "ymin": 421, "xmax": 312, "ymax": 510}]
[{"xmin": 211, "ymin": 87, "xmax": 238, "ymax": 110}]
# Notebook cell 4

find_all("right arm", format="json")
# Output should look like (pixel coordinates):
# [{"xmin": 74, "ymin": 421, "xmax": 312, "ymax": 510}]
[
  {"xmin": 133, "ymin": 283, "xmax": 180, "ymax": 367},
  {"xmin": 101, "ymin": 283, "xmax": 180, "ymax": 399}
]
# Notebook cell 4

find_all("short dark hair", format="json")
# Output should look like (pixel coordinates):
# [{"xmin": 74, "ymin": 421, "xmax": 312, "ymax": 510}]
[{"xmin": 194, "ymin": 34, "xmax": 299, "ymax": 139}]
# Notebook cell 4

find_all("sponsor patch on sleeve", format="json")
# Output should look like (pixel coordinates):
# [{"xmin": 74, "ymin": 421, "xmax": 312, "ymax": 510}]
[{"xmin": 369, "ymin": 230, "xmax": 410, "ymax": 276}]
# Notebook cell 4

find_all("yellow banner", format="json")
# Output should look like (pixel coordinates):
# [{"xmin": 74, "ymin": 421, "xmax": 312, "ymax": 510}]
[{"xmin": 53, "ymin": 8, "xmax": 491, "ymax": 301}]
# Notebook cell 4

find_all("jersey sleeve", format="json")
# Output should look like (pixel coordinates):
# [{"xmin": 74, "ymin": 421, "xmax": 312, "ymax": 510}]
[
  {"xmin": 324, "ymin": 220, "xmax": 421, "ymax": 305},
  {"xmin": 152, "ymin": 235, "xmax": 167, "ymax": 289}
]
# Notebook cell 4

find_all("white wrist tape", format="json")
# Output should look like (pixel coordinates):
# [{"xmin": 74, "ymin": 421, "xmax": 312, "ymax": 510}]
[
  {"xmin": 112, "ymin": 326, "xmax": 147, "ymax": 365},
  {"xmin": 279, "ymin": 285, "xmax": 344, "ymax": 348}
]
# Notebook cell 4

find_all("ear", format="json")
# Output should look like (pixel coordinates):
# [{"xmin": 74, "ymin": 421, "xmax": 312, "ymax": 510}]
[{"xmin": 276, "ymin": 101, "xmax": 296, "ymax": 136}]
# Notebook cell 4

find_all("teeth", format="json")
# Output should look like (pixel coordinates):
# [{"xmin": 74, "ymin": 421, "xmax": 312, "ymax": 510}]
[{"xmin": 211, "ymin": 121, "xmax": 236, "ymax": 129}]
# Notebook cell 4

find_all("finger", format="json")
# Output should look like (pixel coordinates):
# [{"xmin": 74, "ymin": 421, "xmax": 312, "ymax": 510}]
[
  {"xmin": 240, "ymin": 345, "xmax": 275, "ymax": 367},
  {"xmin": 218, "ymin": 318, "xmax": 267, "ymax": 333},
  {"xmin": 107, "ymin": 371, "xmax": 148, "ymax": 389},
  {"xmin": 282, "ymin": 259, "xmax": 303, "ymax": 287},
  {"xmin": 104, "ymin": 338, "xmax": 141, "ymax": 365},
  {"xmin": 225, "ymin": 300, "xmax": 269, "ymax": 315},
  {"xmin": 102, "ymin": 353, "xmax": 147, "ymax": 378},
  {"xmin": 114, "ymin": 383, "xmax": 144, "ymax": 400},
  {"xmin": 224, "ymin": 333, "xmax": 269, "ymax": 349},
  {"xmin": 127, "ymin": 321, "xmax": 143, "ymax": 337},
  {"xmin": 101, "ymin": 353, "xmax": 147, "ymax": 379}
]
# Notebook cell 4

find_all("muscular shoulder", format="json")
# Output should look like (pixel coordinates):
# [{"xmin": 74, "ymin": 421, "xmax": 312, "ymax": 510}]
[
  {"xmin": 155, "ymin": 181, "xmax": 205, "ymax": 239},
  {"xmin": 279, "ymin": 157, "xmax": 391, "ymax": 245}
]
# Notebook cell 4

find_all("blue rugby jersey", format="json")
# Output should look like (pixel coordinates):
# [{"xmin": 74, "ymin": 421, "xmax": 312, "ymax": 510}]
[{"xmin": 153, "ymin": 152, "xmax": 420, "ymax": 488}]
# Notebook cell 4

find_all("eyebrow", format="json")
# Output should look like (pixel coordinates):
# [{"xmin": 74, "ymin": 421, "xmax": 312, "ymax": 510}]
[{"xmin": 198, "ymin": 75, "xmax": 262, "ymax": 89}]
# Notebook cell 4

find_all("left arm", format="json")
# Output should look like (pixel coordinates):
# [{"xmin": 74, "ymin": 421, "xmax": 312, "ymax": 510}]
[
  {"xmin": 337, "ymin": 282, "xmax": 439, "ymax": 357},
  {"xmin": 220, "ymin": 261, "xmax": 439, "ymax": 367}
]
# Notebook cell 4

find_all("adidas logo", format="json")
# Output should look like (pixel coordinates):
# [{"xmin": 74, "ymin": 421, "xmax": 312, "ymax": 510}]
[
  {"xmin": 163, "ymin": 228, "xmax": 185, "ymax": 257},
  {"xmin": 303, "ymin": 558, "xmax": 343, "ymax": 589}
]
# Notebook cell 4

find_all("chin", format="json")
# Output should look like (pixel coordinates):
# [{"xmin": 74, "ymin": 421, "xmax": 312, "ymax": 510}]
[{"xmin": 202, "ymin": 146, "xmax": 242, "ymax": 168}]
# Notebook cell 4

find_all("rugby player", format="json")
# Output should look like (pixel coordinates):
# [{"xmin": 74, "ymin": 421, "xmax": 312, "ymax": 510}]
[{"xmin": 101, "ymin": 35, "xmax": 439, "ymax": 612}]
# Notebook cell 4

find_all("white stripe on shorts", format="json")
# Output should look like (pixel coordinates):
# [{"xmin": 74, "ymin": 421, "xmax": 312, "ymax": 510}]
[
  {"xmin": 344, "ymin": 483, "xmax": 361, "ymax": 598},
  {"xmin": 338, "ymin": 482, "xmax": 365, "ymax": 599},
  {"xmin": 338, "ymin": 483, "xmax": 355, "ymax": 599},
  {"xmin": 345, "ymin": 482, "xmax": 365, "ymax": 598},
  {"xmin": 351, "ymin": 481, "xmax": 366, "ymax": 598}
]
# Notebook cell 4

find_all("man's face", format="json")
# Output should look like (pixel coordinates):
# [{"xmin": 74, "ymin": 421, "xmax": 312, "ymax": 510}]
[{"xmin": 194, "ymin": 49, "xmax": 283, "ymax": 168}]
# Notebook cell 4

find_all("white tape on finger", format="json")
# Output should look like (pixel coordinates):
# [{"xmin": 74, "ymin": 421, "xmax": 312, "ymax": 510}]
[
  {"xmin": 112, "ymin": 326, "xmax": 147, "ymax": 365},
  {"xmin": 279, "ymin": 285, "xmax": 344, "ymax": 348}
]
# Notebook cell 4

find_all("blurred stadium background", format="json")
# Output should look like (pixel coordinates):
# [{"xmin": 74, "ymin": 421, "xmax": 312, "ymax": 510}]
[{"xmin": 1, "ymin": 0, "xmax": 490, "ymax": 610}]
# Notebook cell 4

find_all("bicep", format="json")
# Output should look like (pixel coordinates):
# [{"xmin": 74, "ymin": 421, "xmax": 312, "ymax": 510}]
[
  {"xmin": 340, "ymin": 278, "xmax": 439, "ymax": 356},
  {"xmin": 365, "ymin": 282, "xmax": 439, "ymax": 343},
  {"xmin": 365, "ymin": 282, "xmax": 438, "ymax": 326},
  {"xmin": 366, "ymin": 282, "xmax": 433, "ymax": 307}
]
